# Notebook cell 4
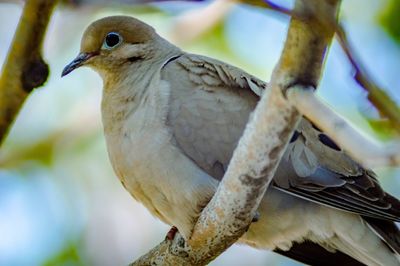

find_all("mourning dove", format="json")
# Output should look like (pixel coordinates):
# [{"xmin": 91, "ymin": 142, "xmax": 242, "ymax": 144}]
[{"xmin": 62, "ymin": 16, "xmax": 400, "ymax": 265}]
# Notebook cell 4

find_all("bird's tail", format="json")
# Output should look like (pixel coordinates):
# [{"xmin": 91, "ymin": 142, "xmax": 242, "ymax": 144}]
[
  {"xmin": 331, "ymin": 214, "xmax": 400, "ymax": 266},
  {"xmin": 364, "ymin": 217, "xmax": 400, "ymax": 257}
]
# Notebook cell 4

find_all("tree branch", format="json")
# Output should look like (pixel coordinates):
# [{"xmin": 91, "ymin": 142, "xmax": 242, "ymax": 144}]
[
  {"xmin": 251, "ymin": 0, "xmax": 400, "ymax": 134},
  {"xmin": 242, "ymin": 0, "xmax": 400, "ymax": 168},
  {"xmin": 169, "ymin": 0, "xmax": 236, "ymax": 44},
  {"xmin": 130, "ymin": 0, "xmax": 340, "ymax": 265},
  {"xmin": 0, "ymin": 0, "xmax": 58, "ymax": 145},
  {"xmin": 335, "ymin": 25, "xmax": 400, "ymax": 133},
  {"xmin": 287, "ymin": 87, "xmax": 400, "ymax": 167}
]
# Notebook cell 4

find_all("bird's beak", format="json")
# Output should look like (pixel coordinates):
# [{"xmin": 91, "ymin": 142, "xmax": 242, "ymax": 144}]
[{"xmin": 61, "ymin": 52, "xmax": 98, "ymax": 77}]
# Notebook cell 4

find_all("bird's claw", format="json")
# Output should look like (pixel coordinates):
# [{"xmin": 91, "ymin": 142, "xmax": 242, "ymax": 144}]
[{"xmin": 166, "ymin": 226, "xmax": 178, "ymax": 240}]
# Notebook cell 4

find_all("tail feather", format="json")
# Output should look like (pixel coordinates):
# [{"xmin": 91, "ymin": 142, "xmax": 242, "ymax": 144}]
[
  {"xmin": 331, "ymin": 214, "xmax": 400, "ymax": 266},
  {"xmin": 363, "ymin": 217, "xmax": 400, "ymax": 255},
  {"xmin": 329, "ymin": 235, "xmax": 383, "ymax": 266},
  {"xmin": 274, "ymin": 240, "xmax": 364, "ymax": 266}
]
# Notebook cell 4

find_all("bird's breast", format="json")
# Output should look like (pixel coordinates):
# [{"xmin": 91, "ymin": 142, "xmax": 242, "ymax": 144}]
[
  {"xmin": 101, "ymin": 82, "xmax": 175, "ymax": 223},
  {"xmin": 103, "ymin": 115, "xmax": 174, "ymax": 223}
]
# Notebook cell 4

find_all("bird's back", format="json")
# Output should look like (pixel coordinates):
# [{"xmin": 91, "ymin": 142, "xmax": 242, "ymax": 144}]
[{"xmin": 161, "ymin": 52, "xmax": 400, "ymax": 265}]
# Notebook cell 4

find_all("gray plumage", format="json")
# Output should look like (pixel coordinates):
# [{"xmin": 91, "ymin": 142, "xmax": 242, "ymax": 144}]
[{"xmin": 63, "ymin": 16, "xmax": 400, "ymax": 266}]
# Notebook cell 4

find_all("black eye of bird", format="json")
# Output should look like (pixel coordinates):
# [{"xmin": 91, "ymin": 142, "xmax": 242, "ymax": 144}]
[{"xmin": 104, "ymin": 32, "xmax": 121, "ymax": 48}]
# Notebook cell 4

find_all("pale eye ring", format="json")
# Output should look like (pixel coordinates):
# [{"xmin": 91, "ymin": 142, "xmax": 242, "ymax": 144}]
[{"xmin": 102, "ymin": 32, "xmax": 122, "ymax": 49}]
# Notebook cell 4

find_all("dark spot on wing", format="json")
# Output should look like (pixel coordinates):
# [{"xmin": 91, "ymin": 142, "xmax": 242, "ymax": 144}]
[
  {"xmin": 290, "ymin": 130, "xmax": 301, "ymax": 143},
  {"xmin": 318, "ymin": 133, "xmax": 341, "ymax": 151},
  {"xmin": 311, "ymin": 122, "xmax": 322, "ymax": 132},
  {"xmin": 251, "ymin": 77, "xmax": 266, "ymax": 89}
]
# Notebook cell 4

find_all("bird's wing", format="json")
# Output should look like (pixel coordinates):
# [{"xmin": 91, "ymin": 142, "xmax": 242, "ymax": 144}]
[
  {"xmin": 275, "ymin": 118, "xmax": 400, "ymax": 222},
  {"xmin": 160, "ymin": 53, "xmax": 400, "ymax": 222},
  {"xmin": 161, "ymin": 53, "xmax": 263, "ymax": 180}
]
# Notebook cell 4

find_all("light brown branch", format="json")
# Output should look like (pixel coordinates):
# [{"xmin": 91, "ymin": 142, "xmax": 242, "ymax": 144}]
[
  {"xmin": 131, "ymin": 0, "xmax": 340, "ymax": 265},
  {"xmin": 0, "ymin": 0, "xmax": 58, "ymax": 145}
]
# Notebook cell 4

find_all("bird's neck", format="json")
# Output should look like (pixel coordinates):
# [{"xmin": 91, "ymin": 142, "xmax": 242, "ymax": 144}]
[
  {"xmin": 100, "ymin": 39, "xmax": 181, "ymax": 135},
  {"xmin": 100, "ymin": 65, "xmax": 151, "ymax": 133},
  {"xmin": 100, "ymin": 56, "xmax": 174, "ymax": 136}
]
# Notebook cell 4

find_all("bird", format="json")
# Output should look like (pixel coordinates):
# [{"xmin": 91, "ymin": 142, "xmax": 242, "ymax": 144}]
[{"xmin": 62, "ymin": 16, "xmax": 400, "ymax": 265}]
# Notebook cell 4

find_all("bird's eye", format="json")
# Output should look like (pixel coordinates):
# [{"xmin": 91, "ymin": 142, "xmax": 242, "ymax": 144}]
[{"xmin": 102, "ymin": 32, "xmax": 122, "ymax": 49}]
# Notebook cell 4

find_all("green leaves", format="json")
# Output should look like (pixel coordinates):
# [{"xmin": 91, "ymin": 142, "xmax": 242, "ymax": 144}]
[
  {"xmin": 380, "ymin": 0, "xmax": 400, "ymax": 44},
  {"xmin": 43, "ymin": 242, "xmax": 86, "ymax": 266}
]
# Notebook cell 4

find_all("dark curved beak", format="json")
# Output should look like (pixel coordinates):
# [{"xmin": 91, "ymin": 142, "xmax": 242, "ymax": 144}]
[{"xmin": 61, "ymin": 52, "xmax": 97, "ymax": 77}]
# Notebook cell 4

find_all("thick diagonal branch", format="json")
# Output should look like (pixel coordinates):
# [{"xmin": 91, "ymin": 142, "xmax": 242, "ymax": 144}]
[
  {"xmin": 0, "ymin": 0, "xmax": 58, "ymax": 145},
  {"xmin": 131, "ymin": 0, "xmax": 340, "ymax": 265}
]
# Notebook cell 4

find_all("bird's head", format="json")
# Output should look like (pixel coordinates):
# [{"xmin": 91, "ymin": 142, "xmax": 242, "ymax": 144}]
[{"xmin": 62, "ymin": 16, "xmax": 159, "ymax": 77}]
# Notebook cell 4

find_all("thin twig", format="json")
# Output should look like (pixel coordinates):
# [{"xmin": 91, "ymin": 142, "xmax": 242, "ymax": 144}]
[
  {"xmin": 242, "ymin": 0, "xmax": 292, "ymax": 16},
  {"xmin": 335, "ymin": 25, "xmax": 400, "ymax": 132},
  {"xmin": 243, "ymin": 0, "xmax": 400, "ymax": 134}
]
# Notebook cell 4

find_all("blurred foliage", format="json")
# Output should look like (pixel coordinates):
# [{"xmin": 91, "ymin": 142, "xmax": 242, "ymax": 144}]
[
  {"xmin": 198, "ymin": 21, "xmax": 234, "ymax": 57},
  {"xmin": 367, "ymin": 119, "xmax": 399, "ymax": 140},
  {"xmin": 43, "ymin": 242, "xmax": 86, "ymax": 266},
  {"xmin": 379, "ymin": 0, "xmax": 400, "ymax": 44},
  {"xmin": 0, "ymin": 124, "xmax": 98, "ymax": 168},
  {"xmin": 0, "ymin": 134, "xmax": 57, "ymax": 168}
]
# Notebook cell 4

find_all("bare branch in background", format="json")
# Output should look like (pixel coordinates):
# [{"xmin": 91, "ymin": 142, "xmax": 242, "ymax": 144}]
[
  {"xmin": 169, "ymin": 0, "xmax": 236, "ymax": 44},
  {"xmin": 248, "ymin": 0, "xmax": 400, "ymax": 134},
  {"xmin": 335, "ymin": 25, "xmax": 400, "ymax": 133},
  {"xmin": 131, "ymin": 0, "xmax": 340, "ymax": 264},
  {"xmin": 241, "ymin": 0, "xmax": 292, "ymax": 15},
  {"xmin": 0, "ymin": 0, "xmax": 59, "ymax": 145}
]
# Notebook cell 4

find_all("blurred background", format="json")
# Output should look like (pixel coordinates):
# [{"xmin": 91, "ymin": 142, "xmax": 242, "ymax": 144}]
[{"xmin": 0, "ymin": 0, "xmax": 399, "ymax": 265}]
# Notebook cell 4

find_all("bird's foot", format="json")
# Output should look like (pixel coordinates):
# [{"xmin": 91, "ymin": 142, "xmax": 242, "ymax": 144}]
[{"xmin": 166, "ymin": 226, "xmax": 178, "ymax": 240}]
